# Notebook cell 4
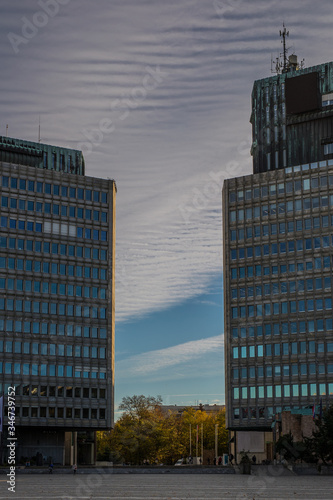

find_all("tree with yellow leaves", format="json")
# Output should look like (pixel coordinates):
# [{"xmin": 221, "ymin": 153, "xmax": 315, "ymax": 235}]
[{"xmin": 97, "ymin": 395, "xmax": 228, "ymax": 465}]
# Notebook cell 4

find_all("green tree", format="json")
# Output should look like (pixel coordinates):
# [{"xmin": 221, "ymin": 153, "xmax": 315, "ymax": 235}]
[
  {"xmin": 158, "ymin": 411, "xmax": 187, "ymax": 464},
  {"xmin": 97, "ymin": 396, "xmax": 229, "ymax": 466},
  {"xmin": 310, "ymin": 404, "xmax": 333, "ymax": 464},
  {"xmin": 203, "ymin": 409, "xmax": 229, "ymax": 454},
  {"xmin": 118, "ymin": 395, "xmax": 163, "ymax": 419},
  {"xmin": 111, "ymin": 395, "xmax": 164, "ymax": 464}
]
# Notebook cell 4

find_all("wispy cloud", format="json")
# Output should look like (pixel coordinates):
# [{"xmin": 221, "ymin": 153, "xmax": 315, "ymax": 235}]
[{"xmin": 116, "ymin": 334, "xmax": 224, "ymax": 381}]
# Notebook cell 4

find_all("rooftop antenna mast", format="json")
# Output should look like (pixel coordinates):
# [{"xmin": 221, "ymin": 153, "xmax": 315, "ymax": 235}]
[
  {"xmin": 38, "ymin": 116, "xmax": 41, "ymax": 143},
  {"xmin": 280, "ymin": 23, "xmax": 289, "ymax": 73}
]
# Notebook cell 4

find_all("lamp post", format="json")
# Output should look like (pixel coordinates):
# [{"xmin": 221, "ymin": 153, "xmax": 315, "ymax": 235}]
[
  {"xmin": 201, "ymin": 423, "xmax": 203, "ymax": 464},
  {"xmin": 189, "ymin": 424, "xmax": 192, "ymax": 457},
  {"xmin": 215, "ymin": 424, "xmax": 218, "ymax": 462}
]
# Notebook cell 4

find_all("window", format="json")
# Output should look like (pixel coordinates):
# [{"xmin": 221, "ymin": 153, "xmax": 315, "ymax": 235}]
[
  {"xmin": 301, "ymin": 384, "xmax": 308, "ymax": 397},
  {"xmin": 324, "ymin": 143, "xmax": 333, "ymax": 155}
]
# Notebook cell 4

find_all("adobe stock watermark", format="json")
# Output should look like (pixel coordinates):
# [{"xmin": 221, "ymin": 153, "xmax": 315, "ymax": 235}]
[
  {"xmin": 178, "ymin": 160, "xmax": 241, "ymax": 224},
  {"xmin": 8, "ymin": 0, "xmax": 71, "ymax": 54},
  {"xmin": 61, "ymin": 469, "xmax": 111, "ymax": 500},
  {"xmin": 77, "ymin": 65, "xmax": 169, "ymax": 157},
  {"xmin": 213, "ymin": 0, "xmax": 242, "ymax": 24}
]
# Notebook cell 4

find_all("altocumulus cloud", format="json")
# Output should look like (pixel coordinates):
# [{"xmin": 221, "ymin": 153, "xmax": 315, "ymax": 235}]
[
  {"xmin": 116, "ymin": 334, "xmax": 224, "ymax": 381},
  {"xmin": 1, "ymin": 0, "xmax": 333, "ymax": 325}
]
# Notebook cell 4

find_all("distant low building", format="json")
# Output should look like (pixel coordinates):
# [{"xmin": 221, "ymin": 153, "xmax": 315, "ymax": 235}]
[{"xmin": 161, "ymin": 404, "xmax": 225, "ymax": 416}]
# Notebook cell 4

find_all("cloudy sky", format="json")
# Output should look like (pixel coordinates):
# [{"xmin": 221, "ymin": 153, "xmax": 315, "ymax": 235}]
[{"xmin": 1, "ymin": 0, "xmax": 333, "ymax": 416}]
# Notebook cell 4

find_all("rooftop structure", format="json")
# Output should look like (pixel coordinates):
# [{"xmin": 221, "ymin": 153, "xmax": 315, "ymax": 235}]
[{"xmin": 251, "ymin": 60, "xmax": 333, "ymax": 173}]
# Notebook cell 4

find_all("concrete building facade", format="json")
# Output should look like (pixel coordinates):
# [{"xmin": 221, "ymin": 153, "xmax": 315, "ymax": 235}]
[
  {"xmin": 0, "ymin": 137, "xmax": 116, "ymax": 465},
  {"xmin": 224, "ymin": 59, "xmax": 333, "ymax": 461},
  {"xmin": 224, "ymin": 160, "xmax": 333, "ymax": 431}
]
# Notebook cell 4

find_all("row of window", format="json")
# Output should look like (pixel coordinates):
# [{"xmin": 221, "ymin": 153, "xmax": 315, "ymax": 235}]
[
  {"xmin": 232, "ymin": 258, "xmax": 331, "ymax": 282},
  {"xmin": 1, "ymin": 341, "xmax": 106, "ymax": 359},
  {"xmin": 231, "ymin": 318, "xmax": 333, "ymax": 339},
  {"xmin": 233, "ymin": 406, "xmax": 270, "ymax": 420},
  {"xmin": 232, "ymin": 277, "xmax": 332, "ymax": 300},
  {"xmin": 0, "ymin": 257, "xmax": 107, "ymax": 281},
  {"xmin": 1, "ymin": 198, "xmax": 108, "ymax": 222},
  {"xmin": 0, "ymin": 299, "xmax": 106, "ymax": 319},
  {"xmin": 233, "ymin": 362, "xmax": 333, "ymax": 380},
  {"xmin": 232, "ymin": 404, "xmax": 328, "ymax": 421},
  {"xmin": 1, "ymin": 176, "xmax": 108, "ymax": 204},
  {"xmin": 77, "ymin": 226, "xmax": 107, "ymax": 241},
  {"xmin": 229, "ymin": 194, "xmax": 333, "ymax": 223},
  {"xmin": 231, "ymin": 245, "xmax": 333, "ymax": 279},
  {"xmin": 231, "ymin": 298, "xmax": 333, "ymax": 320},
  {"xmin": 228, "ymin": 163, "xmax": 333, "ymax": 203},
  {"xmin": 15, "ymin": 384, "xmax": 106, "ymax": 399},
  {"xmin": 5, "ymin": 406, "xmax": 106, "ymax": 420},
  {"xmin": 230, "ymin": 215, "xmax": 333, "ymax": 241},
  {"xmin": 232, "ymin": 404, "xmax": 318, "ymax": 421},
  {"xmin": 43, "ymin": 150, "xmax": 79, "ymax": 173},
  {"xmin": 0, "ymin": 279, "xmax": 107, "ymax": 300},
  {"xmin": 233, "ymin": 382, "xmax": 333, "ymax": 401},
  {"xmin": 0, "ymin": 237, "xmax": 107, "ymax": 261},
  {"xmin": 231, "ymin": 237, "xmax": 333, "ymax": 262},
  {"xmin": 232, "ymin": 341, "xmax": 333, "ymax": 360},
  {"xmin": 0, "ymin": 362, "xmax": 106, "ymax": 379},
  {"xmin": 0, "ymin": 320, "xmax": 107, "ymax": 338},
  {"xmin": 0, "ymin": 220, "xmax": 108, "ymax": 241}
]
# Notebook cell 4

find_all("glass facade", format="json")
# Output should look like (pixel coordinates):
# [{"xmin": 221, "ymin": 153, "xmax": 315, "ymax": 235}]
[
  {"xmin": 0, "ymin": 153, "xmax": 115, "ymax": 436},
  {"xmin": 223, "ymin": 161, "xmax": 333, "ymax": 429}
]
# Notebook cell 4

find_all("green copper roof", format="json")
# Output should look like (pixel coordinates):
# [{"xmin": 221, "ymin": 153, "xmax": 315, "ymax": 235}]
[{"xmin": 0, "ymin": 136, "xmax": 85, "ymax": 175}]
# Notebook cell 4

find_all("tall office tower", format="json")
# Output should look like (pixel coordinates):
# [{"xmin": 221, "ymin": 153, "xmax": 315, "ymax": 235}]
[
  {"xmin": 251, "ymin": 59, "xmax": 333, "ymax": 174},
  {"xmin": 0, "ymin": 136, "xmax": 116, "ymax": 465},
  {"xmin": 223, "ymin": 54, "xmax": 333, "ymax": 459}
]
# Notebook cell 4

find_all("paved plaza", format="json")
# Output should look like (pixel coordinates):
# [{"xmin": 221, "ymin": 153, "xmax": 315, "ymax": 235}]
[{"xmin": 0, "ymin": 474, "xmax": 333, "ymax": 500}]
